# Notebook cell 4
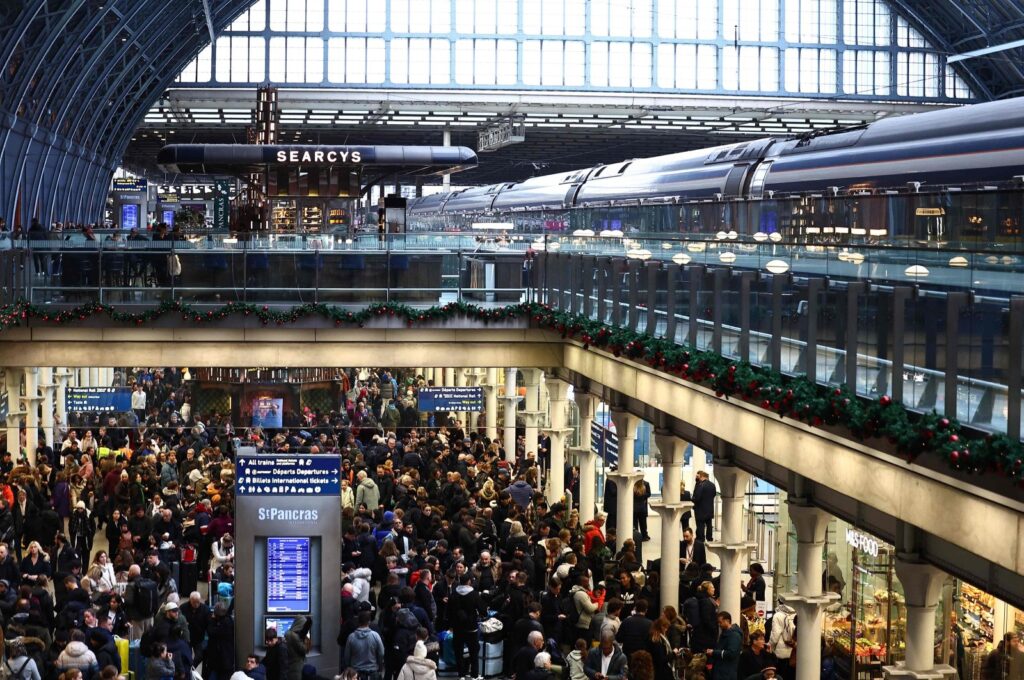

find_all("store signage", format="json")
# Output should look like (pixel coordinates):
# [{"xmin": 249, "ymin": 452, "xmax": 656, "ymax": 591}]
[
  {"xmin": 257, "ymin": 508, "xmax": 320, "ymax": 522},
  {"xmin": 274, "ymin": 148, "xmax": 362, "ymax": 164},
  {"xmin": 112, "ymin": 178, "xmax": 147, "ymax": 192},
  {"xmin": 236, "ymin": 455, "xmax": 341, "ymax": 496},
  {"xmin": 845, "ymin": 528, "xmax": 880, "ymax": 557},
  {"xmin": 417, "ymin": 387, "xmax": 484, "ymax": 412},
  {"xmin": 153, "ymin": 184, "xmax": 229, "ymax": 200},
  {"xmin": 158, "ymin": 193, "xmax": 180, "ymax": 203},
  {"xmin": 214, "ymin": 180, "xmax": 230, "ymax": 230}
]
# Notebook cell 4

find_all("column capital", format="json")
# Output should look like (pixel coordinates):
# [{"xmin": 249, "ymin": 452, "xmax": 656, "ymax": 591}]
[
  {"xmin": 606, "ymin": 469, "xmax": 644, "ymax": 485},
  {"xmin": 608, "ymin": 408, "xmax": 639, "ymax": 440},
  {"xmin": 569, "ymin": 445, "xmax": 596, "ymax": 458},
  {"xmin": 781, "ymin": 592, "xmax": 841, "ymax": 609},
  {"xmin": 544, "ymin": 376, "xmax": 571, "ymax": 402},
  {"xmin": 712, "ymin": 464, "xmax": 751, "ymax": 498},
  {"xmin": 787, "ymin": 503, "xmax": 832, "ymax": 545},
  {"xmin": 650, "ymin": 500, "xmax": 693, "ymax": 521},
  {"xmin": 573, "ymin": 390, "xmax": 597, "ymax": 413},
  {"xmin": 707, "ymin": 540, "xmax": 758, "ymax": 555},
  {"xmin": 542, "ymin": 427, "xmax": 573, "ymax": 437},
  {"xmin": 883, "ymin": 665, "xmax": 957, "ymax": 680},
  {"xmin": 892, "ymin": 558, "xmax": 947, "ymax": 608},
  {"xmin": 653, "ymin": 431, "xmax": 686, "ymax": 464}
]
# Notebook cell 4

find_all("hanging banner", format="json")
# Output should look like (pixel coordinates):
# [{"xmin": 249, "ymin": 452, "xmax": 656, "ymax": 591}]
[{"xmin": 214, "ymin": 180, "xmax": 231, "ymax": 230}]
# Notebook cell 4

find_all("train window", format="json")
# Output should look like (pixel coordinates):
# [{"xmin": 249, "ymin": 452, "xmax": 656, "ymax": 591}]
[{"xmin": 618, "ymin": 162, "xmax": 632, "ymax": 174}]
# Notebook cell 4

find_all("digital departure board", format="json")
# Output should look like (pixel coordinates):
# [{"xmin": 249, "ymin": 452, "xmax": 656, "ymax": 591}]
[{"xmin": 267, "ymin": 537, "xmax": 310, "ymax": 613}]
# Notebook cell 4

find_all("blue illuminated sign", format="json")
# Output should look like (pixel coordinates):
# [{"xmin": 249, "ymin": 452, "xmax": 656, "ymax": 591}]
[
  {"xmin": 417, "ymin": 386, "xmax": 484, "ymax": 412},
  {"xmin": 121, "ymin": 204, "xmax": 139, "ymax": 230},
  {"xmin": 236, "ymin": 455, "xmax": 341, "ymax": 496},
  {"xmin": 66, "ymin": 387, "xmax": 133, "ymax": 413},
  {"xmin": 267, "ymin": 537, "xmax": 310, "ymax": 613}
]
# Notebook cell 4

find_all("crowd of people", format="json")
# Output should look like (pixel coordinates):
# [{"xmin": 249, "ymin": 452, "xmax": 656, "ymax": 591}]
[{"xmin": 2, "ymin": 365, "xmax": 801, "ymax": 680}]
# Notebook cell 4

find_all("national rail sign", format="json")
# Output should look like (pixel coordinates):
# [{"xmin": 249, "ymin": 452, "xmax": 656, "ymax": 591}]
[
  {"xmin": 66, "ymin": 387, "xmax": 133, "ymax": 413},
  {"xmin": 236, "ymin": 455, "xmax": 341, "ymax": 496},
  {"xmin": 417, "ymin": 386, "xmax": 484, "ymax": 412}
]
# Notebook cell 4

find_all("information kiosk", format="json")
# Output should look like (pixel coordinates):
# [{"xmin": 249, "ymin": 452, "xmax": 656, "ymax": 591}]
[{"xmin": 234, "ymin": 453, "xmax": 341, "ymax": 675}]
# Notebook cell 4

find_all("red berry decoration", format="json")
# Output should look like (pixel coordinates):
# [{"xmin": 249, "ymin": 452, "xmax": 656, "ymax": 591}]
[
  {"xmin": 949, "ymin": 450, "xmax": 960, "ymax": 464},
  {"xmin": 879, "ymin": 395, "xmax": 892, "ymax": 406},
  {"xmin": 949, "ymin": 434, "xmax": 959, "ymax": 443}
]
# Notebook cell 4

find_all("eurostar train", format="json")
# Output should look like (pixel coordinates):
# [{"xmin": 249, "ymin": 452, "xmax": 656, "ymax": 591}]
[{"xmin": 409, "ymin": 98, "xmax": 1024, "ymax": 245}]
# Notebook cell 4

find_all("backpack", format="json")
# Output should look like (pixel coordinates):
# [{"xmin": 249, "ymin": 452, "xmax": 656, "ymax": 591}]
[
  {"xmin": 392, "ymin": 607, "xmax": 420, "ymax": 656},
  {"xmin": 127, "ymin": 578, "xmax": 160, "ymax": 618},
  {"xmin": 139, "ymin": 627, "xmax": 158, "ymax": 658},
  {"xmin": 4, "ymin": 658, "xmax": 31, "ymax": 680}
]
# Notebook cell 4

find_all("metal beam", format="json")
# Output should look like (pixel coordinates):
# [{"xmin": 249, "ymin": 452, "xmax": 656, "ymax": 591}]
[
  {"xmin": 200, "ymin": 0, "xmax": 217, "ymax": 44},
  {"xmin": 947, "ymin": 37, "xmax": 1024, "ymax": 62}
]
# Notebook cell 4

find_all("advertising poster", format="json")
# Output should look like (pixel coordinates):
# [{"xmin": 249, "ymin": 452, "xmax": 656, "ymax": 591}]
[{"xmin": 252, "ymin": 397, "xmax": 283, "ymax": 428}]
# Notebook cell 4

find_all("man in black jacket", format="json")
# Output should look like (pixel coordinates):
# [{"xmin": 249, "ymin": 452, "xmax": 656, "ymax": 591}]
[
  {"xmin": 615, "ymin": 598, "xmax": 652, "ymax": 659},
  {"xmin": 450, "ymin": 573, "xmax": 486, "ymax": 679},
  {"xmin": 692, "ymin": 471, "xmax": 717, "ymax": 542}
]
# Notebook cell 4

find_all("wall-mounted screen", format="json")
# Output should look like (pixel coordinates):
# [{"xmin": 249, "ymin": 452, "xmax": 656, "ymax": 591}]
[
  {"xmin": 267, "ymin": 537, "xmax": 310, "ymax": 613},
  {"xmin": 264, "ymin": 616, "xmax": 296, "ymax": 636}
]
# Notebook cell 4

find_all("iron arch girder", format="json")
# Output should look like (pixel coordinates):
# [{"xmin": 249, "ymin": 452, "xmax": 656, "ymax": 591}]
[
  {"xmin": 61, "ymin": 0, "xmax": 199, "ymax": 152},
  {"xmin": 0, "ymin": 0, "xmax": 57, "ymax": 104},
  {"xmin": 102, "ymin": 0, "xmax": 256, "ymax": 162},
  {"xmin": 6, "ymin": 0, "xmax": 97, "ymax": 128},
  {"xmin": 886, "ymin": 0, "xmax": 997, "ymax": 101},
  {"xmin": 90, "ymin": 27, "xmax": 212, "ymax": 163},
  {"xmin": 31, "ymin": 0, "xmax": 137, "ymax": 129}
]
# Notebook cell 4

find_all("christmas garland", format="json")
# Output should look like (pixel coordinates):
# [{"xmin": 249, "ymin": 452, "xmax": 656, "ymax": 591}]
[{"xmin": 0, "ymin": 298, "xmax": 1020, "ymax": 483}]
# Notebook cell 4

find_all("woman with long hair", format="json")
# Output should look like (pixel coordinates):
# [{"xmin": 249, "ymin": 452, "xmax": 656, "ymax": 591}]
[
  {"xmin": 645, "ymin": 616, "xmax": 677, "ymax": 680},
  {"xmin": 630, "ymin": 650, "xmax": 656, "ymax": 680},
  {"xmin": 20, "ymin": 541, "xmax": 50, "ymax": 584},
  {"xmin": 88, "ymin": 551, "xmax": 117, "ymax": 593}
]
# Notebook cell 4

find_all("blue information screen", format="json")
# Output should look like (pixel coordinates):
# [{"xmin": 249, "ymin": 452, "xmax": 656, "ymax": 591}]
[
  {"xmin": 264, "ymin": 616, "xmax": 295, "ymax": 636},
  {"xmin": 121, "ymin": 204, "xmax": 139, "ymax": 230},
  {"xmin": 417, "ymin": 386, "xmax": 484, "ymax": 412},
  {"xmin": 267, "ymin": 537, "xmax": 310, "ymax": 613}
]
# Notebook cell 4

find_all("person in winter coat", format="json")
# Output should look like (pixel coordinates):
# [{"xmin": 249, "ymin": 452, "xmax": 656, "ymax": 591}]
[
  {"xmin": 508, "ymin": 475, "xmax": 534, "ymax": 510},
  {"xmin": 342, "ymin": 611, "xmax": 384, "ymax": 677},
  {"xmin": 146, "ymin": 643, "xmax": 176, "ymax": 680},
  {"xmin": 397, "ymin": 638, "xmax": 438, "ymax": 680},
  {"xmin": 707, "ymin": 612, "xmax": 742, "ymax": 680},
  {"xmin": 633, "ymin": 480, "xmax": 652, "ymax": 542},
  {"xmin": 355, "ymin": 472, "xmax": 381, "ymax": 512},
  {"xmin": 768, "ymin": 601, "xmax": 797, "ymax": 668},
  {"xmin": 68, "ymin": 502, "xmax": 95, "ymax": 564},
  {"xmin": 56, "ymin": 630, "xmax": 98, "ymax": 673},
  {"xmin": 692, "ymin": 472, "xmax": 717, "ymax": 542},
  {"xmin": 683, "ymin": 581, "xmax": 719, "ymax": 654},
  {"xmin": 571, "ymin": 580, "xmax": 601, "ymax": 645},
  {"xmin": 284, "ymin": 614, "xmax": 311, "ymax": 680},
  {"xmin": 450, "ymin": 573, "xmax": 486, "ymax": 678},
  {"xmin": 207, "ymin": 603, "xmax": 236, "ymax": 680},
  {"xmin": 88, "ymin": 629, "xmax": 121, "ymax": 672},
  {"xmin": 566, "ymin": 639, "xmax": 588, "ymax": 680}
]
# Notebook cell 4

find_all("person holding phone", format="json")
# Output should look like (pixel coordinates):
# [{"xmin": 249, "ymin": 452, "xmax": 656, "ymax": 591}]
[{"xmin": 146, "ymin": 643, "xmax": 175, "ymax": 680}]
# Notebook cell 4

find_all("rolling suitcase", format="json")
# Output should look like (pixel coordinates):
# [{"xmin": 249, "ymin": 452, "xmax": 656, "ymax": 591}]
[
  {"xmin": 179, "ymin": 546, "xmax": 199, "ymax": 597},
  {"xmin": 115, "ymin": 636, "xmax": 129, "ymax": 673},
  {"xmin": 129, "ymin": 639, "xmax": 146, "ymax": 679}
]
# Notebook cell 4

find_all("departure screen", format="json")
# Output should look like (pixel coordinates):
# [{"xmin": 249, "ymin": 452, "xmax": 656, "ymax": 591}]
[{"xmin": 267, "ymin": 537, "xmax": 310, "ymax": 613}]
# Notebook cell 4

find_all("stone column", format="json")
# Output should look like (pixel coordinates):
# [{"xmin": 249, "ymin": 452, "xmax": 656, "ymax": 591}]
[
  {"xmin": 782, "ymin": 503, "xmax": 840, "ymax": 680},
  {"xmin": 573, "ymin": 391, "xmax": 598, "ymax": 522},
  {"xmin": 884, "ymin": 560, "xmax": 955, "ymax": 680},
  {"xmin": 443, "ymin": 367, "xmax": 455, "ymax": 388},
  {"xmin": 607, "ymin": 408, "xmax": 643, "ymax": 549},
  {"xmin": 520, "ymin": 368, "xmax": 543, "ymax": 459},
  {"xmin": 465, "ymin": 369, "xmax": 481, "ymax": 434},
  {"xmin": 651, "ymin": 431, "xmax": 694, "ymax": 611},
  {"xmin": 707, "ymin": 464, "xmax": 757, "ymax": 622},
  {"xmin": 55, "ymin": 367, "xmax": 69, "ymax": 444},
  {"xmin": 502, "ymin": 367, "xmax": 519, "ymax": 463},
  {"xmin": 40, "ymin": 367, "xmax": 54, "ymax": 449},
  {"xmin": 544, "ymin": 376, "xmax": 572, "ymax": 505},
  {"xmin": 483, "ymin": 368, "xmax": 499, "ymax": 442},
  {"xmin": 452, "ymin": 368, "xmax": 465, "ymax": 428},
  {"xmin": 22, "ymin": 368, "xmax": 40, "ymax": 465},
  {"xmin": 4, "ymin": 370, "xmax": 21, "ymax": 459},
  {"xmin": 77, "ymin": 368, "xmax": 88, "ymax": 387},
  {"xmin": 88, "ymin": 367, "xmax": 100, "ymax": 388}
]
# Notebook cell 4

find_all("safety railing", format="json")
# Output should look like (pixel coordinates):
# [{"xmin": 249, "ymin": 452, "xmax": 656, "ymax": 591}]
[{"xmin": 535, "ymin": 248, "xmax": 1024, "ymax": 441}]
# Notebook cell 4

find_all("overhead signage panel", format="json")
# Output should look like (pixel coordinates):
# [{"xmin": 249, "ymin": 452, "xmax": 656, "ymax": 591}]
[
  {"xmin": 417, "ymin": 386, "xmax": 484, "ymax": 412},
  {"xmin": 112, "ymin": 178, "xmax": 147, "ymax": 192},
  {"xmin": 66, "ymin": 387, "xmax": 133, "ymax": 413},
  {"xmin": 236, "ymin": 455, "xmax": 341, "ymax": 496}
]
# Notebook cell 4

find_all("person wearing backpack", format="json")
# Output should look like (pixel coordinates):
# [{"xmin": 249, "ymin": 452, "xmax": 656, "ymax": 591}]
[
  {"xmin": 5, "ymin": 641, "xmax": 41, "ymax": 680},
  {"xmin": 567, "ymin": 571, "xmax": 602, "ymax": 646},
  {"xmin": 125, "ymin": 564, "xmax": 160, "ymax": 638}
]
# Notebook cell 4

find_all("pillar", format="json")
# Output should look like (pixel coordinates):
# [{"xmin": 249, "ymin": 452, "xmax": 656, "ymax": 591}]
[
  {"xmin": 22, "ymin": 368, "xmax": 39, "ymax": 465},
  {"xmin": 484, "ymin": 368, "xmax": 499, "ymax": 442},
  {"xmin": 607, "ymin": 408, "xmax": 643, "ymax": 549},
  {"xmin": 5, "ymin": 370, "xmax": 20, "ymax": 460},
  {"xmin": 443, "ymin": 368, "xmax": 455, "ymax": 388},
  {"xmin": 502, "ymin": 367, "xmax": 519, "ymax": 463},
  {"xmin": 77, "ymin": 368, "xmax": 88, "ymax": 387},
  {"xmin": 651, "ymin": 431, "xmax": 694, "ymax": 610},
  {"xmin": 782, "ymin": 503, "xmax": 840, "ymax": 680},
  {"xmin": 455, "ymin": 368, "xmax": 468, "ymax": 429},
  {"xmin": 55, "ymin": 367, "xmax": 69, "ymax": 444},
  {"xmin": 521, "ymin": 368, "xmax": 543, "ymax": 459},
  {"xmin": 442, "ymin": 129, "xmax": 452, "ymax": 193},
  {"xmin": 544, "ymin": 376, "xmax": 572, "ymax": 505},
  {"xmin": 466, "ymin": 369, "xmax": 481, "ymax": 435},
  {"xmin": 883, "ymin": 560, "xmax": 955, "ymax": 680},
  {"xmin": 573, "ymin": 391, "xmax": 598, "ymax": 522},
  {"xmin": 707, "ymin": 464, "xmax": 756, "ymax": 622},
  {"xmin": 40, "ymin": 367, "xmax": 54, "ymax": 449},
  {"xmin": 89, "ymin": 367, "xmax": 99, "ymax": 387}
]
